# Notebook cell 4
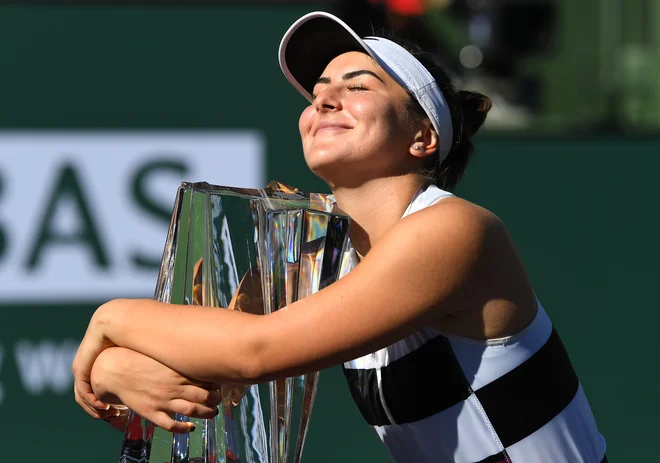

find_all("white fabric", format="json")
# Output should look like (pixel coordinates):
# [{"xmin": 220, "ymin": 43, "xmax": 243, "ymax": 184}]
[
  {"xmin": 447, "ymin": 301, "xmax": 553, "ymax": 390},
  {"xmin": 402, "ymin": 184, "xmax": 454, "ymax": 214},
  {"xmin": 344, "ymin": 327, "xmax": 443, "ymax": 369},
  {"xmin": 505, "ymin": 386, "xmax": 606, "ymax": 463},
  {"xmin": 376, "ymin": 395, "xmax": 502, "ymax": 463}
]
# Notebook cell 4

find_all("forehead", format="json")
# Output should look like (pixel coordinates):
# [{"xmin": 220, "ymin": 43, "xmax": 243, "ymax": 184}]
[
  {"xmin": 320, "ymin": 51, "xmax": 380, "ymax": 75},
  {"xmin": 318, "ymin": 51, "xmax": 406, "ymax": 94}
]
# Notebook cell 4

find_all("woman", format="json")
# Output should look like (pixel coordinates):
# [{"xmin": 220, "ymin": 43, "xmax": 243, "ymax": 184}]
[{"xmin": 73, "ymin": 12, "xmax": 607, "ymax": 463}]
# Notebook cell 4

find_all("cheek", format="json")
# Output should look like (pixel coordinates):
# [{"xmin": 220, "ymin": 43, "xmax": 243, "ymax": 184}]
[
  {"xmin": 346, "ymin": 98, "xmax": 371, "ymax": 119},
  {"xmin": 350, "ymin": 97, "xmax": 393, "ymax": 122},
  {"xmin": 351, "ymin": 99, "xmax": 401, "ymax": 138},
  {"xmin": 298, "ymin": 105, "xmax": 315, "ymax": 136}
]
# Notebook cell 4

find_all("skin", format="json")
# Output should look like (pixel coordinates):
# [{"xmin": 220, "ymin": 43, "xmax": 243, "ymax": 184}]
[{"xmin": 73, "ymin": 51, "xmax": 537, "ymax": 434}]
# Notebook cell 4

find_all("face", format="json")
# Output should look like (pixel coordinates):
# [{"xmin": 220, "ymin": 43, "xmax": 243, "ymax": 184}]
[{"xmin": 298, "ymin": 51, "xmax": 420, "ymax": 186}]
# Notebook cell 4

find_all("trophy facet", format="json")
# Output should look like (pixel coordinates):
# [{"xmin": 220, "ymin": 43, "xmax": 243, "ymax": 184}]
[{"xmin": 118, "ymin": 181, "xmax": 352, "ymax": 463}]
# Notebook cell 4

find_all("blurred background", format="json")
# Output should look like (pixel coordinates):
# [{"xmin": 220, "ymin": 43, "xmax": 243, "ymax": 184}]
[{"xmin": 0, "ymin": 0, "xmax": 657, "ymax": 461}]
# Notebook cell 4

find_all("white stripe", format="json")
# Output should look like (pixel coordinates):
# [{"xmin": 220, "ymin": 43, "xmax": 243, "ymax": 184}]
[
  {"xmin": 402, "ymin": 184, "xmax": 454, "ymax": 216},
  {"xmin": 376, "ymin": 368, "xmax": 396, "ymax": 425},
  {"xmin": 343, "ymin": 299, "xmax": 550, "ymax": 372},
  {"xmin": 343, "ymin": 327, "xmax": 443, "ymax": 369},
  {"xmin": 374, "ymin": 394, "xmax": 501, "ymax": 463},
  {"xmin": 448, "ymin": 301, "xmax": 553, "ymax": 390},
  {"xmin": 505, "ymin": 385, "xmax": 606, "ymax": 463}
]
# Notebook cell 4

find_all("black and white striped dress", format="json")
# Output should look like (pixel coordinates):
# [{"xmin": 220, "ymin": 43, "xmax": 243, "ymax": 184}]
[{"xmin": 340, "ymin": 185, "xmax": 607, "ymax": 463}]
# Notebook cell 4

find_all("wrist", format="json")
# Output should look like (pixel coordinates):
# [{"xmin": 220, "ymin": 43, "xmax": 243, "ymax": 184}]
[
  {"xmin": 90, "ymin": 347, "xmax": 124, "ymax": 405},
  {"xmin": 92, "ymin": 299, "xmax": 129, "ymax": 346}
]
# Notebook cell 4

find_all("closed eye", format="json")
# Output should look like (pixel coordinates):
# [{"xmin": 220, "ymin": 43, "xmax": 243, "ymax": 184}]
[
  {"xmin": 347, "ymin": 83, "xmax": 368, "ymax": 91},
  {"xmin": 313, "ymin": 83, "xmax": 368, "ymax": 99},
  {"xmin": 312, "ymin": 69, "xmax": 384, "ymax": 99}
]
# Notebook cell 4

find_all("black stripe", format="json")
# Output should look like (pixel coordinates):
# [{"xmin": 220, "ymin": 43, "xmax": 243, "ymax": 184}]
[
  {"xmin": 342, "ymin": 367, "xmax": 389, "ymax": 426},
  {"xmin": 475, "ymin": 451, "xmax": 508, "ymax": 463},
  {"xmin": 343, "ymin": 334, "xmax": 471, "ymax": 426},
  {"xmin": 475, "ymin": 327, "xmax": 580, "ymax": 448}
]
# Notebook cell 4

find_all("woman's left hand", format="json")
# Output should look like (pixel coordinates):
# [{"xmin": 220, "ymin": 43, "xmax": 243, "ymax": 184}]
[
  {"xmin": 88, "ymin": 347, "xmax": 222, "ymax": 433},
  {"xmin": 72, "ymin": 301, "xmax": 119, "ymax": 418}
]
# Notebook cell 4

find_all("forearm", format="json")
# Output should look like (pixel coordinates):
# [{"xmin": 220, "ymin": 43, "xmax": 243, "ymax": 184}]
[
  {"xmin": 90, "ymin": 347, "xmax": 128, "ymax": 405},
  {"xmin": 95, "ymin": 299, "xmax": 264, "ymax": 384}
]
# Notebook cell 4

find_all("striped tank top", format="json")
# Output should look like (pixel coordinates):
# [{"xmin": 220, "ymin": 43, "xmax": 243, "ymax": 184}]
[{"xmin": 340, "ymin": 185, "xmax": 607, "ymax": 463}]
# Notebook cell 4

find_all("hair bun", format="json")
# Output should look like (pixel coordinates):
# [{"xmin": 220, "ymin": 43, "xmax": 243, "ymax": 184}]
[{"xmin": 458, "ymin": 90, "xmax": 492, "ymax": 138}]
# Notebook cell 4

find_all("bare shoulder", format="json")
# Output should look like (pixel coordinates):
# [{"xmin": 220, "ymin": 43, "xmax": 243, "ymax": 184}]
[
  {"xmin": 380, "ymin": 196, "xmax": 504, "ymax": 257},
  {"xmin": 424, "ymin": 196, "xmax": 501, "ymax": 228},
  {"xmin": 378, "ymin": 196, "xmax": 536, "ymax": 336},
  {"xmin": 358, "ymin": 195, "xmax": 510, "ymax": 303}
]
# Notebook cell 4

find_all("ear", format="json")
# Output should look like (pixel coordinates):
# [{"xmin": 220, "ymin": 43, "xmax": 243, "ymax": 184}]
[{"xmin": 408, "ymin": 124, "xmax": 439, "ymax": 159}]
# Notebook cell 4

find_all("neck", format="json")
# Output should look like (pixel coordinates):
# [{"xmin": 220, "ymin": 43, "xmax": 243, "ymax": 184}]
[{"xmin": 331, "ymin": 175, "xmax": 425, "ymax": 257}]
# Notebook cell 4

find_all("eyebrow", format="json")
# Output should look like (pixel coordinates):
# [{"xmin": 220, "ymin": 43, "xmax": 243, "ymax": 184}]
[{"xmin": 316, "ymin": 70, "xmax": 385, "ymax": 85}]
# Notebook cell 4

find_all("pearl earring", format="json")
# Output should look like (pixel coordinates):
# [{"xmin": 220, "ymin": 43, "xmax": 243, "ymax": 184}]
[{"xmin": 413, "ymin": 144, "xmax": 425, "ymax": 152}]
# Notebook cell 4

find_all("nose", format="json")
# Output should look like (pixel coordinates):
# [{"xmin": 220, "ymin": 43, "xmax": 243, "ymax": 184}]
[{"xmin": 313, "ymin": 87, "xmax": 342, "ymax": 113}]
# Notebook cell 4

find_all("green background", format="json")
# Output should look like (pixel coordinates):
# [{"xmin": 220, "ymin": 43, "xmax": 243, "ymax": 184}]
[{"xmin": 0, "ymin": 4, "xmax": 658, "ymax": 462}]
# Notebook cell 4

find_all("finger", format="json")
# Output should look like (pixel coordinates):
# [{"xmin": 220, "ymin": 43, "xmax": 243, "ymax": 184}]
[
  {"xmin": 179, "ymin": 386, "xmax": 223, "ymax": 408},
  {"xmin": 99, "ymin": 406, "xmax": 130, "ymax": 420},
  {"xmin": 75, "ymin": 378, "xmax": 108, "ymax": 410},
  {"xmin": 74, "ymin": 386, "xmax": 104, "ymax": 419},
  {"xmin": 166, "ymin": 399, "xmax": 220, "ymax": 420},
  {"xmin": 184, "ymin": 377, "xmax": 219, "ymax": 390},
  {"xmin": 75, "ymin": 385, "xmax": 123, "ymax": 421},
  {"xmin": 76, "ymin": 395, "xmax": 104, "ymax": 419},
  {"xmin": 150, "ymin": 411, "xmax": 197, "ymax": 434},
  {"xmin": 78, "ymin": 397, "xmax": 122, "ymax": 421},
  {"xmin": 207, "ymin": 389, "xmax": 223, "ymax": 407},
  {"xmin": 78, "ymin": 398, "xmax": 123, "ymax": 421}
]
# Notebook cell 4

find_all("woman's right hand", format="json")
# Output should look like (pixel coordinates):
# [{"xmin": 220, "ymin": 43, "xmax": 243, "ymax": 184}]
[{"xmin": 87, "ymin": 347, "xmax": 222, "ymax": 434}]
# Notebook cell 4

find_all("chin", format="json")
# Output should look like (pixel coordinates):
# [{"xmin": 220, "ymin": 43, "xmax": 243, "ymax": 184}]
[
  {"xmin": 306, "ymin": 162, "xmax": 335, "ymax": 184},
  {"xmin": 304, "ymin": 159, "xmax": 338, "ymax": 185},
  {"xmin": 308, "ymin": 160, "xmax": 367, "ymax": 188},
  {"xmin": 304, "ymin": 148, "xmax": 342, "ymax": 172}
]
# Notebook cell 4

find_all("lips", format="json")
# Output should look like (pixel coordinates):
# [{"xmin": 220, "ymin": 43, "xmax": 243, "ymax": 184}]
[{"xmin": 313, "ymin": 121, "xmax": 353, "ymax": 135}]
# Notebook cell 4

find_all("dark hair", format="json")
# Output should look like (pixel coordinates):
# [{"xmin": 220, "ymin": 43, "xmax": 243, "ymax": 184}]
[{"xmin": 381, "ymin": 32, "xmax": 492, "ymax": 191}]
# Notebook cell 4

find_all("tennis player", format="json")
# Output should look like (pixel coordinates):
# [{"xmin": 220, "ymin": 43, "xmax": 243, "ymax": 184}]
[{"xmin": 73, "ymin": 12, "xmax": 607, "ymax": 463}]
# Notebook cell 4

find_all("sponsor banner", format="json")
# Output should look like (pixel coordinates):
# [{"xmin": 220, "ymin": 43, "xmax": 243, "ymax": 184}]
[
  {"xmin": 0, "ymin": 338, "xmax": 78, "ymax": 404},
  {"xmin": 0, "ymin": 131, "xmax": 265, "ymax": 301}
]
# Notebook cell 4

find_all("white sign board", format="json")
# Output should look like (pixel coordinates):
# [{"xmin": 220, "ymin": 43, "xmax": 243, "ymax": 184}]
[{"xmin": 0, "ymin": 131, "xmax": 265, "ymax": 301}]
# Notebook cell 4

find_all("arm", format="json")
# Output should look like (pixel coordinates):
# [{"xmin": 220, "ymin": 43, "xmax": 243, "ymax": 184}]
[{"xmin": 79, "ymin": 199, "xmax": 495, "ymax": 384}]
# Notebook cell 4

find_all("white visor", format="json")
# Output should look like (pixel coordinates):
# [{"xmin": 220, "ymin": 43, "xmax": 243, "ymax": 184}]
[{"xmin": 279, "ymin": 11, "xmax": 454, "ymax": 162}]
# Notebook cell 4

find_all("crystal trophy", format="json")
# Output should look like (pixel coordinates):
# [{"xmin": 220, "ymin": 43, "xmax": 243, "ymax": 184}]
[{"xmin": 117, "ymin": 181, "xmax": 352, "ymax": 463}]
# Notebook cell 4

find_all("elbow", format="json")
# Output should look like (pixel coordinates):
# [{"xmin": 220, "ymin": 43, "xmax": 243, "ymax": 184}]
[
  {"xmin": 228, "ymin": 315, "xmax": 302, "ymax": 384},
  {"xmin": 234, "ymin": 320, "xmax": 270, "ymax": 383},
  {"xmin": 237, "ymin": 356, "xmax": 265, "ymax": 383}
]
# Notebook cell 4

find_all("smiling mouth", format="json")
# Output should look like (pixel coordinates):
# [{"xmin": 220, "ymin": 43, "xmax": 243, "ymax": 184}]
[{"xmin": 315, "ymin": 125, "xmax": 351, "ymax": 135}]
